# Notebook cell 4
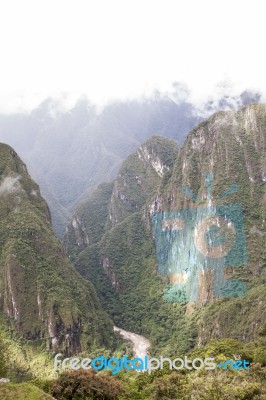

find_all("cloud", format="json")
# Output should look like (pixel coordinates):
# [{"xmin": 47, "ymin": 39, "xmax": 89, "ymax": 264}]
[
  {"xmin": 0, "ymin": 175, "xmax": 22, "ymax": 196},
  {"xmin": 0, "ymin": 0, "xmax": 265, "ymax": 113}
]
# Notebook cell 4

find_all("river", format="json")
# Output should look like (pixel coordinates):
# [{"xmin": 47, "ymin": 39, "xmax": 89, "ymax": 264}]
[{"xmin": 113, "ymin": 326, "xmax": 151, "ymax": 358}]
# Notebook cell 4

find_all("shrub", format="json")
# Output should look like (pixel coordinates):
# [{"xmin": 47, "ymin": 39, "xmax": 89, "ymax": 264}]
[{"xmin": 51, "ymin": 370, "xmax": 124, "ymax": 400}]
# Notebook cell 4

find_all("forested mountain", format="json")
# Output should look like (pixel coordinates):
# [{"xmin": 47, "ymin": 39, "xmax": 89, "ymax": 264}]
[
  {"xmin": 0, "ymin": 104, "xmax": 265, "ymax": 399},
  {"xmin": 66, "ymin": 104, "xmax": 266, "ymax": 356},
  {"xmin": 0, "ymin": 143, "xmax": 115, "ymax": 360}
]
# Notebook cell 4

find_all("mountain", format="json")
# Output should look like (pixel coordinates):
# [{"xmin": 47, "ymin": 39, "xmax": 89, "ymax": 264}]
[
  {"xmin": 64, "ymin": 136, "xmax": 179, "ymax": 258},
  {"xmin": 0, "ymin": 96, "xmax": 200, "ymax": 239},
  {"xmin": 0, "ymin": 90, "xmax": 260, "ymax": 239},
  {"xmin": 0, "ymin": 143, "xmax": 115, "ymax": 359},
  {"xmin": 66, "ymin": 104, "xmax": 266, "ymax": 356}
]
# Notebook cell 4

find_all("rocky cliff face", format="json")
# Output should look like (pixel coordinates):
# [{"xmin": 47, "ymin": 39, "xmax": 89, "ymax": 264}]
[
  {"xmin": 0, "ymin": 144, "xmax": 115, "ymax": 356},
  {"xmin": 107, "ymin": 136, "xmax": 179, "ymax": 228}
]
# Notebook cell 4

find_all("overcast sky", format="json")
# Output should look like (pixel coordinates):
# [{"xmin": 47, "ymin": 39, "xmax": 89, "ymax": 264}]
[{"xmin": 0, "ymin": 0, "xmax": 265, "ymax": 113}]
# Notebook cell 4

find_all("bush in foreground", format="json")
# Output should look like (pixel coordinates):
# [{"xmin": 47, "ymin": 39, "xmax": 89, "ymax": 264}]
[{"xmin": 51, "ymin": 370, "xmax": 124, "ymax": 400}]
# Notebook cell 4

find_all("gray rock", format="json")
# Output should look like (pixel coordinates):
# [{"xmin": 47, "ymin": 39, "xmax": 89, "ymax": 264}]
[{"xmin": 0, "ymin": 378, "xmax": 10, "ymax": 383}]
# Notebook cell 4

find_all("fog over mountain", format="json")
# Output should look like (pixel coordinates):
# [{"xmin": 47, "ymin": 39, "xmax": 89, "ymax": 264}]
[{"xmin": 0, "ymin": 87, "xmax": 261, "ymax": 238}]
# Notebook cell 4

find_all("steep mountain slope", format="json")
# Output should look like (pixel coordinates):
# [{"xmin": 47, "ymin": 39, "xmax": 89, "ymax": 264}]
[
  {"xmin": 0, "ymin": 144, "xmax": 115, "ymax": 357},
  {"xmin": 65, "ymin": 182, "xmax": 114, "ymax": 259},
  {"xmin": 158, "ymin": 103, "xmax": 266, "ymax": 343},
  {"xmin": 66, "ymin": 105, "xmax": 266, "ymax": 355}
]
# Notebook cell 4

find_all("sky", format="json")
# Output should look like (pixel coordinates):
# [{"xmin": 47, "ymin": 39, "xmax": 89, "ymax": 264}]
[{"xmin": 0, "ymin": 0, "xmax": 265, "ymax": 113}]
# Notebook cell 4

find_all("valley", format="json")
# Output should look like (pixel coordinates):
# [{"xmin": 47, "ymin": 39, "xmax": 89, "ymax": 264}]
[{"xmin": 0, "ymin": 102, "xmax": 265, "ymax": 399}]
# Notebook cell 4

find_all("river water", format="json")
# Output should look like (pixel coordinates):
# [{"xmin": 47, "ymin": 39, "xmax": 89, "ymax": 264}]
[{"xmin": 113, "ymin": 326, "xmax": 151, "ymax": 358}]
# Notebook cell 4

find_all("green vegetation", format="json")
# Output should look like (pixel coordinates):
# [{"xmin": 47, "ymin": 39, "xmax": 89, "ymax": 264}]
[
  {"xmin": 65, "ymin": 182, "xmax": 114, "ymax": 260},
  {"xmin": 0, "ymin": 315, "xmax": 56, "ymax": 381},
  {"xmin": 119, "ymin": 365, "xmax": 266, "ymax": 400},
  {"xmin": 0, "ymin": 333, "xmax": 7, "ymax": 378},
  {"xmin": 50, "ymin": 370, "xmax": 124, "ymax": 400},
  {"xmin": 0, "ymin": 382, "xmax": 53, "ymax": 400},
  {"xmin": 13, "ymin": 338, "xmax": 266, "ymax": 399}
]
